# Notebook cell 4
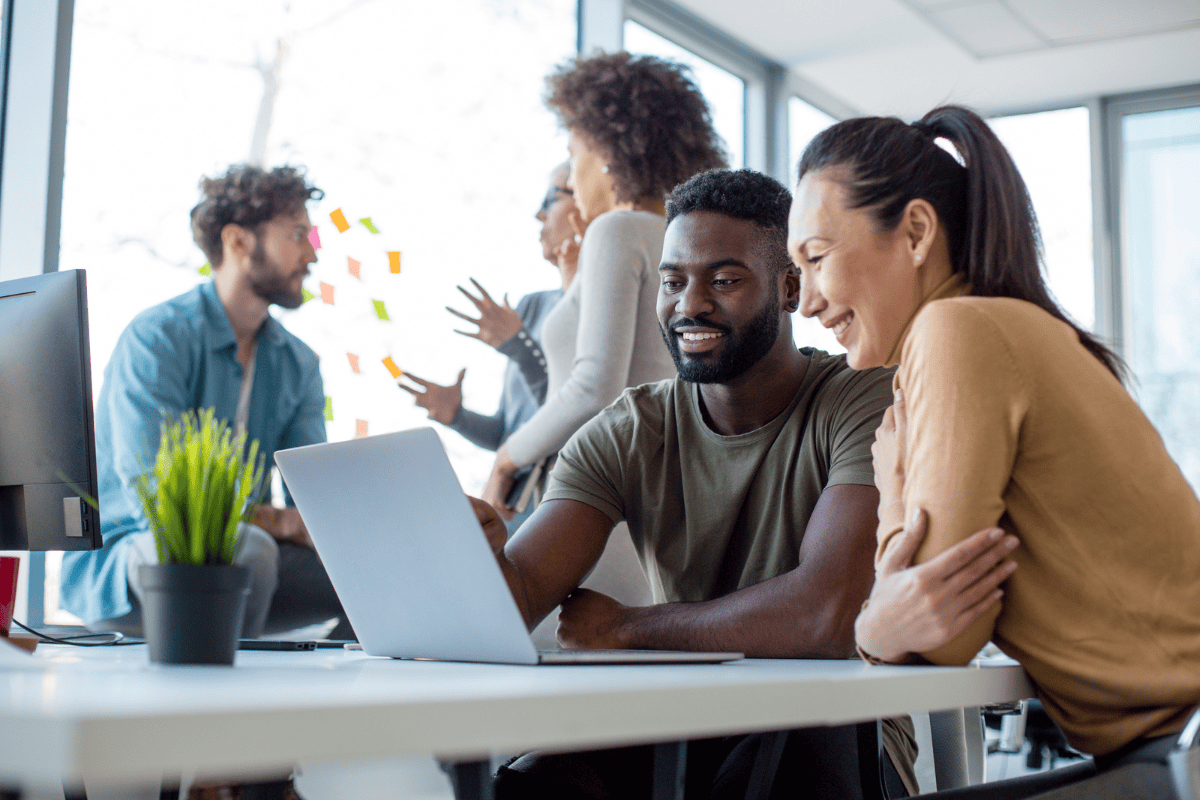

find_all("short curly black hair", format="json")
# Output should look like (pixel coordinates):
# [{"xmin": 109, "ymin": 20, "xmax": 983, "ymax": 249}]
[
  {"xmin": 665, "ymin": 168, "xmax": 793, "ymax": 274},
  {"xmin": 544, "ymin": 52, "xmax": 728, "ymax": 205},
  {"xmin": 190, "ymin": 164, "xmax": 323, "ymax": 267}
]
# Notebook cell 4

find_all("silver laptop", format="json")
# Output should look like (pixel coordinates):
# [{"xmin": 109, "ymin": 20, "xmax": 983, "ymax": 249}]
[{"xmin": 275, "ymin": 427, "xmax": 742, "ymax": 665}]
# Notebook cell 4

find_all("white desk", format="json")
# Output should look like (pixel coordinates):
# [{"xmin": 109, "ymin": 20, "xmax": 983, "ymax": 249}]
[{"xmin": 0, "ymin": 644, "xmax": 1034, "ymax": 796}]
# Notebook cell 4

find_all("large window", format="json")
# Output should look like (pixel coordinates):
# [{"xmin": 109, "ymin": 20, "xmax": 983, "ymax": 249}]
[
  {"xmin": 786, "ymin": 96, "xmax": 842, "ymax": 355},
  {"xmin": 47, "ymin": 0, "xmax": 576, "ymax": 622},
  {"xmin": 622, "ymin": 19, "xmax": 746, "ymax": 168},
  {"xmin": 1117, "ymin": 101, "xmax": 1200, "ymax": 490},
  {"xmin": 990, "ymin": 107, "xmax": 1094, "ymax": 330}
]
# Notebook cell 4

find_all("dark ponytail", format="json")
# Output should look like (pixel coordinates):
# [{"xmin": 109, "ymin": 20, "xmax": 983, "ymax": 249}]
[{"xmin": 797, "ymin": 105, "xmax": 1126, "ymax": 383}]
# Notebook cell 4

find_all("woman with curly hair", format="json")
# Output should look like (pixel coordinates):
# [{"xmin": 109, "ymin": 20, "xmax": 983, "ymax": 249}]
[{"xmin": 482, "ymin": 52, "xmax": 727, "ymax": 519}]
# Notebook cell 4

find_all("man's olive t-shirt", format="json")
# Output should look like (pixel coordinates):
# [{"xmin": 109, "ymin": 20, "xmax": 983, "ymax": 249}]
[{"xmin": 543, "ymin": 348, "xmax": 895, "ymax": 604}]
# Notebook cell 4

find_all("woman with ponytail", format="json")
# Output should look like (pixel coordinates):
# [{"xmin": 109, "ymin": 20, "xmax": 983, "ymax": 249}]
[{"xmin": 788, "ymin": 105, "xmax": 1200, "ymax": 779}]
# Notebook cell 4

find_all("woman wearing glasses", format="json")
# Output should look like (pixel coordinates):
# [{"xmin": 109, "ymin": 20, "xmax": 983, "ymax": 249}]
[
  {"xmin": 400, "ymin": 162, "xmax": 582, "ymax": 532},
  {"xmin": 481, "ymin": 52, "xmax": 727, "ymax": 520}
]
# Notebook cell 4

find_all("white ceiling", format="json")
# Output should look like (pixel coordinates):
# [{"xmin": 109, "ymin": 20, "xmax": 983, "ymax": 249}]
[{"xmin": 670, "ymin": 0, "xmax": 1200, "ymax": 118}]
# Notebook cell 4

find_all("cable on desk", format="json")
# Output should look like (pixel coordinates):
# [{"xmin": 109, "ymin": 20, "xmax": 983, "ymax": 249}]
[{"xmin": 9, "ymin": 618, "xmax": 144, "ymax": 646}]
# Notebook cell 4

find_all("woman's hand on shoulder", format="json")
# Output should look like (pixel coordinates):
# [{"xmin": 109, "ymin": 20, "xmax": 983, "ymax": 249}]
[{"xmin": 855, "ymin": 509, "xmax": 1019, "ymax": 664}]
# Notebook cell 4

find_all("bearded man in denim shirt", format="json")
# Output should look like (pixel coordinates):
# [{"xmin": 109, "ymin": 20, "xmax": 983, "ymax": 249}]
[{"xmin": 61, "ymin": 164, "xmax": 350, "ymax": 640}]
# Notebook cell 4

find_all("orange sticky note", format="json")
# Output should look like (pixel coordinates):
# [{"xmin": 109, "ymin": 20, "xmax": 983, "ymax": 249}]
[
  {"xmin": 355, "ymin": 419, "xmax": 369, "ymax": 438},
  {"xmin": 319, "ymin": 282, "xmax": 335, "ymax": 305},
  {"xmin": 381, "ymin": 356, "xmax": 403, "ymax": 379},
  {"xmin": 388, "ymin": 251, "xmax": 402, "ymax": 274},
  {"xmin": 329, "ymin": 209, "xmax": 350, "ymax": 233},
  {"xmin": 347, "ymin": 257, "xmax": 361, "ymax": 280},
  {"xmin": 347, "ymin": 353, "xmax": 360, "ymax": 373}
]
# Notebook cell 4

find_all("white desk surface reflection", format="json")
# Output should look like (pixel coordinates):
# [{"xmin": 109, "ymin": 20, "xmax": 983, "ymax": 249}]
[{"xmin": 0, "ymin": 643, "xmax": 1034, "ymax": 789}]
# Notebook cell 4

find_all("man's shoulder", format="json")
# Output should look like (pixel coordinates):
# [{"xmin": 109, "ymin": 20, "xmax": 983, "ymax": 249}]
[
  {"xmin": 801, "ymin": 347, "xmax": 895, "ymax": 410},
  {"xmin": 266, "ymin": 316, "xmax": 320, "ymax": 370},
  {"xmin": 122, "ymin": 284, "xmax": 209, "ymax": 347},
  {"xmin": 569, "ymin": 379, "xmax": 677, "ymax": 450}
]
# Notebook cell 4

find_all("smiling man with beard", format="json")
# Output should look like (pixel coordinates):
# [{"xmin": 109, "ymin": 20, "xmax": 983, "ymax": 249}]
[
  {"xmin": 484, "ymin": 169, "xmax": 919, "ymax": 799},
  {"xmin": 60, "ymin": 164, "xmax": 352, "ymax": 648}
]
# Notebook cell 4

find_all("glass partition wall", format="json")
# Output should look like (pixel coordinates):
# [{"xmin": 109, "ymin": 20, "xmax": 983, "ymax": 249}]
[{"xmin": 1108, "ymin": 91, "xmax": 1200, "ymax": 491}]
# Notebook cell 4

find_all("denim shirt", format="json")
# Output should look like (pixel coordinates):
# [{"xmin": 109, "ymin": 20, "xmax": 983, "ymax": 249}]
[{"xmin": 60, "ymin": 281, "xmax": 327, "ymax": 624}]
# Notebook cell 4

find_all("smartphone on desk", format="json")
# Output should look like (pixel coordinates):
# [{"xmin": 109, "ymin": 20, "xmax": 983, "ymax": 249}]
[{"xmin": 238, "ymin": 639, "xmax": 317, "ymax": 651}]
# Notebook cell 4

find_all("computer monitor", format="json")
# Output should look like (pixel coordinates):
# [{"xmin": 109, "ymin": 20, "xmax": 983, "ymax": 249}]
[{"xmin": 0, "ymin": 269, "xmax": 101, "ymax": 550}]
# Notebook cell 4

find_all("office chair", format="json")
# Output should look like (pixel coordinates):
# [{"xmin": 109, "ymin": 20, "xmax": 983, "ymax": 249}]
[{"xmin": 908, "ymin": 706, "xmax": 1200, "ymax": 799}]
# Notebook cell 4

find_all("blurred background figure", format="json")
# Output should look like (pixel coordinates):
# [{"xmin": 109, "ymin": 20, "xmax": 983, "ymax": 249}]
[
  {"xmin": 481, "ymin": 51, "xmax": 728, "ymax": 624},
  {"xmin": 400, "ymin": 162, "xmax": 582, "ymax": 533}
]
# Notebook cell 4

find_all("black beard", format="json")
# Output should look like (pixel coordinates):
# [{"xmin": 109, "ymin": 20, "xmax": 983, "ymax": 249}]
[
  {"xmin": 246, "ymin": 238, "xmax": 304, "ymax": 309},
  {"xmin": 660, "ymin": 296, "xmax": 781, "ymax": 384}
]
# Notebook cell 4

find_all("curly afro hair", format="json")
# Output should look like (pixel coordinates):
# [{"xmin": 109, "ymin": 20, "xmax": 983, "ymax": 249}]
[
  {"xmin": 666, "ymin": 168, "xmax": 793, "ymax": 274},
  {"xmin": 190, "ymin": 164, "xmax": 323, "ymax": 267},
  {"xmin": 544, "ymin": 52, "xmax": 728, "ymax": 205}
]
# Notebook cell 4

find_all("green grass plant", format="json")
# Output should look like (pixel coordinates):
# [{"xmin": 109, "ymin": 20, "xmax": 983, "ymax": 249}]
[{"xmin": 135, "ymin": 409, "xmax": 266, "ymax": 566}]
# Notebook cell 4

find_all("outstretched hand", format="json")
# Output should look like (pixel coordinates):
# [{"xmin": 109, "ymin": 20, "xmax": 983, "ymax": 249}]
[
  {"xmin": 447, "ymin": 278, "xmax": 523, "ymax": 349},
  {"xmin": 397, "ymin": 369, "xmax": 464, "ymax": 425},
  {"xmin": 855, "ymin": 509, "xmax": 1019, "ymax": 664}
]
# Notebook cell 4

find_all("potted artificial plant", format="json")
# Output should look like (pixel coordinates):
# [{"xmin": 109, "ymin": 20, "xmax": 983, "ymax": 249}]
[{"xmin": 136, "ymin": 408, "xmax": 265, "ymax": 665}]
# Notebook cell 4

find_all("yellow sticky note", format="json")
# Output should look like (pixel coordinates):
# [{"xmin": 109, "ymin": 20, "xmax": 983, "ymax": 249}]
[
  {"xmin": 301, "ymin": 287, "xmax": 316, "ymax": 304},
  {"xmin": 359, "ymin": 217, "xmax": 380, "ymax": 234},
  {"xmin": 347, "ymin": 257, "xmax": 361, "ymax": 280},
  {"xmin": 319, "ymin": 282, "xmax": 335, "ymax": 305},
  {"xmin": 323, "ymin": 396, "xmax": 333, "ymax": 421},
  {"xmin": 388, "ymin": 251, "xmax": 401, "ymax": 274},
  {"xmin": 355, "ymin": 419, "xmax": 369, "ymax": 438},
  {"xmin": 372, "ymin": 299, "xmax": 390, "ymax": 321},
  {"xmin": 198, "ymin": 263, "xmax": 213, "ymax": 277},
  {"xmin": 347, "ymin": 353, "xmax": 361, "ymax": 374},
  {"xmin": 381, "ymin": 356, "xmax": 403, "ymax": 379},
  {"xmin": 330, "ymin": 209, "xmax": 350, "ymax": 233}
]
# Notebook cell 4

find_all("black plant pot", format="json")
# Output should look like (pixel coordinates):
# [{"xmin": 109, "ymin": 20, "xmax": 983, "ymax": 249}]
[{"xmin": 138, "ymin": 563, "xmax": 251, "ymax": 666}]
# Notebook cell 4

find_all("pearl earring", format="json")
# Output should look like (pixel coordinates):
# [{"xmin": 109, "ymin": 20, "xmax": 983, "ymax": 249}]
[{"xmin": 601, "ymin": 165, "xmax": 610, "ymax": 174}]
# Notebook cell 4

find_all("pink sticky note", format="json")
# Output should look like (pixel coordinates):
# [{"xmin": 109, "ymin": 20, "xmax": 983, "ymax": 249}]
[
  {"xmin": 355, "ymin": 419, "xmax": 369, "ymax": 438},
  {"xmin": 320, "ymin": 282, "xmax": 335, "ymax": 305},
  {"xmin": 308, "ymin": 226, "xmax": 322, "ymax": 251},
  {"xmin": 348, "ymin": 258, "xmax": 361, "ymax": 280},
  {"xmin": 347, "ymin": 353, "xmax": 360, "ymax": 374}
]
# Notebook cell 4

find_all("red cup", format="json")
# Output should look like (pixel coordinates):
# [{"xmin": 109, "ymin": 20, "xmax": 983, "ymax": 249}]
[{"xmin": 0, "ymin": 556, "xmax": 18, "ymax": 637}]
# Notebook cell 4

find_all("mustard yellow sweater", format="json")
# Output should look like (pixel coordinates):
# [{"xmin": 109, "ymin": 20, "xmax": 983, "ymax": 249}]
[{"xmin": 877, "ymin": 275, "xmax": 1200, "ymax": 756}]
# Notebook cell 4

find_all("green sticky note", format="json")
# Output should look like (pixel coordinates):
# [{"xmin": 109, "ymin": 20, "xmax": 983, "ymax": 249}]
[
  {"xmin": 359, "ymin": 217, "xmax": 380, "ymax": 234},
  {"xmin": 323, "ymin": 396, "xmax": 333, "ymax": 421},
  {"xmin": 301, "ymin": 287, "xmax": 316, "ymax": 304},
  {"xmin": 372, "ymin": 299, "xmax": 390, "ymax": 321},
  {"xmin": 197, "ymin": 263, "xmax": 212, "ymax": 276}
]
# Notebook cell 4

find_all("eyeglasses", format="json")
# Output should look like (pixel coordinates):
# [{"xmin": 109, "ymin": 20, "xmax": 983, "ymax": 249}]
[{"xmin": 537, "ymin": 186, "xmax": 574, "ymax": 215}]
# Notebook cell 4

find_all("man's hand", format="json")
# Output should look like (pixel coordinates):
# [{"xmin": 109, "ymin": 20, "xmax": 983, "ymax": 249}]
[
  {"xmin": 467, "ymin": 495, "xmax": 508, "ymax": 556},
  {"xmin": 481, "ymin": 445, "xmax": 518, "ymax": 521},
  {"xmin": 871, "ymin": 387, "xmax": 907, "ymax": 521},
  {"xmin": 446, "ymin": 278, "xmax": 523, "ymax": 349},
  {"xmin": 398, "ymin": 369, "xmax": 464, "ymax": 425},
  {"xmin": 252, "ymin": 505, "xmax": 314, "ymax": 549},
  {"xmin": 855, "ymin": 509, "xmax": 1019, "ymax": 663},
  {"xmin": 558, "ymin": 588, "xmax": 634, "ymax": 649}
]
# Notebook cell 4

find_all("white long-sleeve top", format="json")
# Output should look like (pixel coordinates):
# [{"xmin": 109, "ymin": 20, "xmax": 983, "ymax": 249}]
[{"xmin": 503, "ymin": 209, "xmax": 677, "ymax": 467}]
